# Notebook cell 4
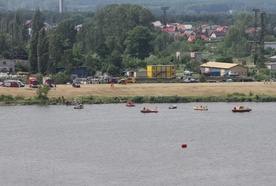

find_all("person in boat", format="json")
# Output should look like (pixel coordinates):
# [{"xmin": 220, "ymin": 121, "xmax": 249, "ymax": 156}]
[{"xmin": 77, "ymin": 103, "xmax": 83, "ymax": 108}]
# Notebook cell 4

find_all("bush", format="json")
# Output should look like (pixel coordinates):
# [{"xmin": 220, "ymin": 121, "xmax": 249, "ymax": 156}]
[
  {"xmin": 36, "ymin": 85, "xmax": 50, "ymax": 99},
  {"xmin": 53, "ymin": 72, "xmax": 71, "ymax": 84}
]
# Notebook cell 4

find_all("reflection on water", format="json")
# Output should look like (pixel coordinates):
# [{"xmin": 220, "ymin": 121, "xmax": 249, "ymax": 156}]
[{"xmin": 0, "ymin": 103, "xmax": 275, "ymax": 186}]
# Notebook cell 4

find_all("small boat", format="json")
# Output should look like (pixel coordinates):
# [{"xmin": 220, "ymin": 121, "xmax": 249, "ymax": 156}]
[
  {"xmin": 194, "ymin": 106, "xmax": 208, "ymax": 111},
  {"xmin": 126, "ymin": 101, "xmax": 135, "ymax": 107},
  {"xmin": 232, "ymin": 106, "xmax": 251, "ymax": 112},
  {"xmin": 141, "ymin": 107, "xmax": 158, "ymax": 113},
  {"xmin": 168, "ymin": 105, "xmax": 177, "ymax": 109},
  {"xmin": 74, "ymin": 104, "xmax": 84, "ymax": 109}
]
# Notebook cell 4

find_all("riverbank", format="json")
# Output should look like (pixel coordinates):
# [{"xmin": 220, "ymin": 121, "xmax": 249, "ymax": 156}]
[{"xmin": 1, "ymin": 82, "xmax": 276, "ymax": 105}]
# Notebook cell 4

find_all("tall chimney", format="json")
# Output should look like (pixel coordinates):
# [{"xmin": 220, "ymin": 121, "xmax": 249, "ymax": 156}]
[{"xmin": 59, "ymin": 0, "xmax": 64, "ymax": 13}]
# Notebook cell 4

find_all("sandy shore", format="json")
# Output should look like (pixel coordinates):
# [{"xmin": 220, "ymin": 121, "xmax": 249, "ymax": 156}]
[{"xmin": 1, "ymin": 82, "xmax": 275, "ymax": 99}]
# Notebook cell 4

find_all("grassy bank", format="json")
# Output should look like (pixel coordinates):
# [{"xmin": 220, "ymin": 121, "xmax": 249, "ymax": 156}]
[
  {"xmin": 1, "ymin": 82, "xmax": 276, "ymax": 105},
  {"xmin": 1, "ymin": 93, "xmax": 276, "ymax": 106}
]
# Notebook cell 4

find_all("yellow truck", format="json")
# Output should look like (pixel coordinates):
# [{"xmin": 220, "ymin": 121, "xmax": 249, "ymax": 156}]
[{"xmin": 118, "ymin": 77, "xmax": 136, "ymax": 84}]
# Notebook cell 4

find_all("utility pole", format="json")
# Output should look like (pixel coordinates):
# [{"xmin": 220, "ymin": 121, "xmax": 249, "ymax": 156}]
[
  {"xmin": 59, "ymin": 0, "xmax": 64, "ymax": 13},
  {"xmin": 11, "ymin": 22, "xmax": 14, "ymax": 60},
  {"xmin": 161, "ymin": 6, "xmax": 169, "ymax": 27},
  {"xmin": 252, "ymin": 8, "xmax": 260, "ymax": 65},
  {"xmin": 260, "ymin": 12, "xmax": 266, "ymax": 68},
  {"xmin": 161, "ymin": 7, "xmax": 169, "ymax": 50}
]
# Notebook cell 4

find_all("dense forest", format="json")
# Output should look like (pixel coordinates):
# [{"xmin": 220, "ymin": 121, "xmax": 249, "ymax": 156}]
[
  {"xmin": 0, "ymin": 4, "xmax": 276, "ymax": 82},
  {"xmin": 1, "ymin": 0, "xmax": 276, "ymax": 14}
]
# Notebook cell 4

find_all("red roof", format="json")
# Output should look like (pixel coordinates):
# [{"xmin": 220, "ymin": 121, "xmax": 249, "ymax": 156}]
[
  {"xmin": 161, "ymin": 26, "xmax": 176, "ymax": 32},
  {"xmin": 177, "ymin": 25, "xmax": 185, "ymax": 31}
]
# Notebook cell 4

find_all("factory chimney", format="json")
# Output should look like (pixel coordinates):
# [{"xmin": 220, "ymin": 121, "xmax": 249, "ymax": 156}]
[{"xmin": 59, "ymin": 0, "xmax": 64, "ymax": 13}]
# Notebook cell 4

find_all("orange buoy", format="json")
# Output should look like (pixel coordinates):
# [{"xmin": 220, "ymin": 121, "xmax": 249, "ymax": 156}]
[{"xmin": 181, "ymin": 144, "xmax": 187, "ymax": 148}]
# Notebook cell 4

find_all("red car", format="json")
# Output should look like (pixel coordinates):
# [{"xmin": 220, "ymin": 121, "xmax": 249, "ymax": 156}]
[{"xmin": 72, "ymin": 82, "xmax": 81, "ymax": 88}]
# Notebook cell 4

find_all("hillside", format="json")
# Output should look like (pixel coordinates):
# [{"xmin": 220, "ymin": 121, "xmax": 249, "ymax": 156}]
[{"xmin": 1, "ymin": 0, "xmax": 276, "ymax": 14}]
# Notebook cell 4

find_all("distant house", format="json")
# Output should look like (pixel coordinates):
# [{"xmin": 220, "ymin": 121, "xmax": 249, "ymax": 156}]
[
  {"xmin": 0, "ymin": 59, "xmax": 15, "ymax": 74},
  {"xmin": 269, "ymin": 56, "xmax": 276, "ymax": 62},
  {"xmin": 264, "ymin": 42, "xmax": 276, "ymax": 50},
  {"xmin": 176, "ymin": 52, "xmax": 202, "ymax": 62},
  {"xmin": 152, "ymin": 21, "xmax": 162, "ymax": 27},
  {"xmin": 245, "ymin": 27, "xmax": 261, "ymax": 34},
  {"xmin": 265, "ymin": 63, "xmax": 276, "ymax": 70},
  {"xmin": 176, "ymin": 24, "xmax": 185, "ymax": 32},
  {"xmin": 216, "ymin": 26, "xmax": 229, "ymax": 32},
  {"xmin": 183, "ymin": 24, "xmax": 193, "ymax": 30},
  {"xmin": 188, "ymin": 34, "xmax": 208, "ymax": 42},
  {"xmin": 182, "ymin": 30, "xmax": 196, "ymax": 38},
  {"xmin": 200, "ymin": 62, "xmax": 247, "ymax": 76},
  {"xmin": 265, "ymin": 56, "xmax": 276, "ymax": 70},
  {"xmin": 188, "ymin": 34, "xmax": 197, "ymax": 41},
  {"xmin": 25, "ymin": 20, "xmax": 53, "ymax": 36},
  {"xmin": 75, "ymin": 24, "xmax": 82, "ymax": 31},
  {"xmin": 209, "ymin": 31, "xmax": 227, "ymax": 41},
  {"xmin": 161, "ymin": 25, "xmax": 176, "ymax": 32},
  {"xmin": 190, "ymin": 52, "xmax": 202, "ymax": 62}
]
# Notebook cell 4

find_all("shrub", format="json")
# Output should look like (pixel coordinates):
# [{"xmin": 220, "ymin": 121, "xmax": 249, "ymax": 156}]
[{"xmin": 36, "ymin": 85, "xmax": 50, "ymax": 99}]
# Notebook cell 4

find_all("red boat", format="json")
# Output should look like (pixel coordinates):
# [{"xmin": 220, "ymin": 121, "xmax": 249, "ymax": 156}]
[
  {"xmin": 232, "ymin": 106, "xmax": 252, "ymax": 112},
  {"xmin": 126, "ymin": 101, "xmax": 135, "ymax": 107}
]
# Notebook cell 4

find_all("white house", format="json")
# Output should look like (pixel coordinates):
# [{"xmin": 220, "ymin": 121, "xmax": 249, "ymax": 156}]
[
  {"xmin": 0, "ymin": 59, "xmax": 15, "ymax": 74},
  {"xmin": 264, "ymin": 42, "xmax": 276, "ymax": 49}
]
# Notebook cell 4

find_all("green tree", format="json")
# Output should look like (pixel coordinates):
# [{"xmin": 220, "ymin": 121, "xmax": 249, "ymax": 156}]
[
  {"xmin": 29, "ymin": 9, "xmax": 45, "ymax": 74},
  {"xmin": 28, "ymin": 32, "xmax": 39, "ymax": 73},
  {"xmin": 37, "ymin": 28, "xmax": 48, "ymax": 74},
  {"xmin": 56, "ymin": 19, "xmax": 77, "ymax": 50},
  {"xmin": 220, "ymin": 25, "xmax": 250, "ymax": 58},
  {"xmin": 53, "ymin": 72, "xmax": 71, "ymax": 84},
  {"xmin": 124, "ymin": 26, "xmax": 153, "ymax": 60},
  {"xmin": 48, "ymin": 29, "xmax": 61, "ymax": 74},
  {"xmin": 0, "ymin": 31, "xmax": 10, "ymax": 58}
]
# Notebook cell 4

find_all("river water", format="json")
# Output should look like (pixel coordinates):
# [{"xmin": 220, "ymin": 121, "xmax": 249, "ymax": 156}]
[{"xmin": 0, "ymin": 102, "xmax": 275, "ymax": 186}]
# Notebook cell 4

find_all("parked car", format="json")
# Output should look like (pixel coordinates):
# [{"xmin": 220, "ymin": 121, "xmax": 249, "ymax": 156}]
[
  {"xmin": 72, "ymin": 82, "xmax": 81, "ymax": 88},
  {"xmin": 184, "ymin": 70, "xmax": 193, "ymax": 76},
  {"xmin": 183, "ymin": 78, "xmax": 198, "ymax": 83},
  {"xmin": 17, "ymin": 81, "xmax": 25, "ymax": 87}
]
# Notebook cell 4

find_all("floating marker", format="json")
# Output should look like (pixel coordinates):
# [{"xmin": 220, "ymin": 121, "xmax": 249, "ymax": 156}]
[{"xmin": 181, "ymin": 144, "xmax": 187, "ymax": 148}]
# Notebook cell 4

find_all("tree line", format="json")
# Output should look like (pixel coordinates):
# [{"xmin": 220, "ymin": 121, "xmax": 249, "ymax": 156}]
[{"xmin": 0, "ymin": 4, "xmax": 276, "ymax": 81}]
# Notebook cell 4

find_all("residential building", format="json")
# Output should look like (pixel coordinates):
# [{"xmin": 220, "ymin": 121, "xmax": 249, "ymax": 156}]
[
  {"xmin": 0, "ymin": 59, "xmax": 15, "ymax": 74},
  {"xmin": 176, "ymin": 52, "xmax": 202, "ymax": 62},
  {"xmin": 264, "ymin": 42, "xmax": 276, "ymax": 49},
  {"xmin": 200, "ymin": 62, "xmax": 247, "ymax": 76},
  {"xmin": 209, "ymin": 31, "xmax": 227, "ymax": 41},
  {"xmin": 265, "ymin": 56, "xmax": 276, "ymax": 70}
]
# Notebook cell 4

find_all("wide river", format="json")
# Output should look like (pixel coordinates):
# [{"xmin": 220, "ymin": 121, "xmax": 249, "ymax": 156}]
[{"xmin": 0, "ymin": 102, "xmax": 275, "ymax": 186}]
